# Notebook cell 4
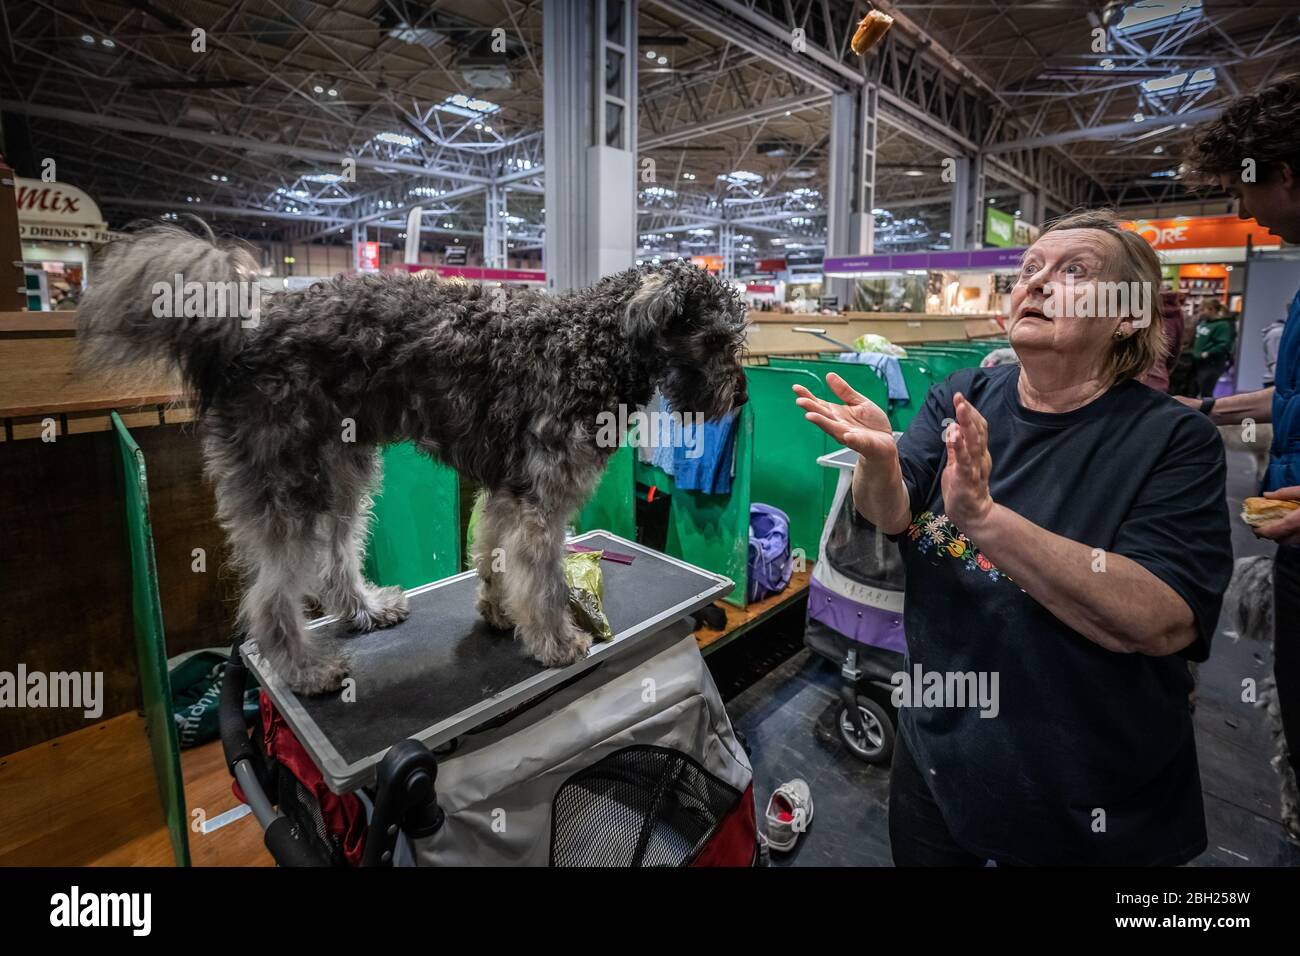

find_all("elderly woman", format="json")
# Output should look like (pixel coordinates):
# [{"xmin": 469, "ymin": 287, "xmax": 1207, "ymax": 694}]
[{"xmin": 794, "ymin": 210, "xmax": 1233, "ymax": 866}]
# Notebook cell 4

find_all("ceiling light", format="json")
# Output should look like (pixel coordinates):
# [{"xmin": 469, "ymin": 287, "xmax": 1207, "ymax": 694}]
[
  {"xmin": 657, "ymin": 56, "xmax": 667, "ymax": 65},
  {"xmin": 1133, "ymin": 112, "xmax": 1145, "ymax": 122},
  {"xmin": 1100, "ymin": 58, "xmax": 1114, "ymax": 70},
  {"xmin": 903, "ymin": 169, "xmax": 924, "ymax": 177},
  {"xmin": 101, "ymin": 38, "xmax": 115, "ymax": 48},
  {"xmin": 81, "ymin": 34, "xmax": 94, "ymax": 44},
  {"xmin": 313, "ymin": 85, "xmax": 324, "ymax": 94},
  {"xmin": 1153, "ymin": 145, "xmax": 1164, "ymax": 154},
  {"xmin": 327, "ymin": 89, "xmax": 338, "ymax": 97},
  {"xmin": 375, "ymin": 131, "xmax": 420, "ymax": 148},
  {"xmin": 646, "ymin": 50, "xmax": 656, "ymax": 59}
]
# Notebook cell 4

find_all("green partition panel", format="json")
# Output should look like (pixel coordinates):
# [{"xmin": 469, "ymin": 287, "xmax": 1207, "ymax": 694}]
[
  {"xmin": 662, "ymin": 404, "xmax": 754, "ymax": 608},
  {"xmin": 766, "ymin": 357, "xmax": 886, "ymax": 518},
  {"xmin": 744, "ymin": 365, "xmax": 836, "ymax": 562},
  {"xmin": 574, "ymin": 443, "xmax": 635, "ymax": 539},
  {"xmin": 110, "ymin": 412, "xmax": 190, "ymax": 868},
  {"xmin": 892, "ymin": 359, "xmax": 939, "ymax": 431},
  {"xmin": 364, "ymin": 442, "xmax": 461, "ymax": 590}
]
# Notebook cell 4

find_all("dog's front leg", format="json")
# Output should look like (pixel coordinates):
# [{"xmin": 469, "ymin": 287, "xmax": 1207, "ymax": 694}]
[
  {"xmin": 471, "ymin": 490, "xmax": 515, "ymax": 629},
  {"xmin": 498, "ymin": 501, "xmax": 592, "ymax": 668}
]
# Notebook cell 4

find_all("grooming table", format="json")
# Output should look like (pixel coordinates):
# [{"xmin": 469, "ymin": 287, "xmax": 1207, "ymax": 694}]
[{"xmin": 241, "ymin": 531, "xmax": 733, "ymax": 794}]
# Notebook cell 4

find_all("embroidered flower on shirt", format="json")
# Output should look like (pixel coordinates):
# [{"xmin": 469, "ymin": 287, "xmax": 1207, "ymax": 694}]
[{"xmin": 907, "ymin": 510, "xmax": 1010, "ymax": 584}]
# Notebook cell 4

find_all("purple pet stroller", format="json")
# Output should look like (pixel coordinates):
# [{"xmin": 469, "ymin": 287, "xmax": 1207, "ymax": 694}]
[{"xmin": 804, "ymin": 446, "xmax": 906, "ymax": 764}]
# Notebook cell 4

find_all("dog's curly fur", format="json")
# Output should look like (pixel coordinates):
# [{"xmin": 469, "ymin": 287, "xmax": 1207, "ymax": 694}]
[{"xmin": 79, "ymin": 221, "xmax": 748, "ymax": 694}]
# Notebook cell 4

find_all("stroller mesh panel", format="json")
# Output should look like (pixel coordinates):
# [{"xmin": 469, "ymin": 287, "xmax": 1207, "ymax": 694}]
[
  {"xmin": 276, "ymin": 767, "xmax": 343, "ymax": 865},
  {"xmin": 550, "ymin": 745, "xmax": 739, "ymax": 867}
]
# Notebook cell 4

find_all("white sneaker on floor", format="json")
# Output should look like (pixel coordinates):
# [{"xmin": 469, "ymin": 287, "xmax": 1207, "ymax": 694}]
[{"xmin": 764, "ymin": 778, "xmax": 813, "ymax": 852}]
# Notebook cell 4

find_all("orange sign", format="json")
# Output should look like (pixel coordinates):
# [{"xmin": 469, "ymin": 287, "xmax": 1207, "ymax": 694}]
[
  {"xmin": 690, "ymin": 255, "xmax": 724, "ymax": 272},
  {"xmin": 1120, "ymin": 214, "xmax": 1281, "ymax": 250}
]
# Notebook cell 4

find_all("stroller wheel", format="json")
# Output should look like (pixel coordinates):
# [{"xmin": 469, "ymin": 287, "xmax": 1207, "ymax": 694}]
[{"xmin": 838, "ymin": 695, "xmax": 895, "ymax": 765}]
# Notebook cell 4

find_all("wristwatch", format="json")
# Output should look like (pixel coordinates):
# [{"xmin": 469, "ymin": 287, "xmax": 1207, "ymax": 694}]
[{"xmin": 1199, "ymin": 396, "xmax": 1217, "ymax": 415}]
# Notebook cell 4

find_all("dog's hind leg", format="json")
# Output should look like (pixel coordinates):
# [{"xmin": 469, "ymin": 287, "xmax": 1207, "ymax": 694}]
[
  {"xmin": 472, "ymin": 490, "xmax": 515, "ymax": 629},
  {"xmin": 319, "ymin": 447, "xmax": 410, "ymax": 633},
  {"xmin": 237, "ymin": 511, "xmax": 349, "ymax": 695},
  {"xmin": 498, "ymin": 497, "xmax": 592, "ymax": 668}
]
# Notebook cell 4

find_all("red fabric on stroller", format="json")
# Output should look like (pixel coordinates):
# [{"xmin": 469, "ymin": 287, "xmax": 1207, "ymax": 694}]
[{"xmin": 233, "ymin": 691, "xmax": 367, "ymax": 866}]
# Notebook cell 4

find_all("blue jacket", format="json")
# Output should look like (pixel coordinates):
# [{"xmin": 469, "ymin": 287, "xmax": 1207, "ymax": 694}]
[{"xmin": 1266, "ymin": 287, "xmax": 1300, "ymax": 492}]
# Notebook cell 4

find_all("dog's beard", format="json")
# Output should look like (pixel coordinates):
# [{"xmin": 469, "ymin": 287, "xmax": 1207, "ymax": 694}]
[{"xmin": 661, "ymin": 368, "xmax": 737, "ymax": 421}]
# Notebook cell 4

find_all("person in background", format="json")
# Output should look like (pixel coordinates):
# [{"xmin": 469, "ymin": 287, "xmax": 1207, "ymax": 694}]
[
  {"xmin": 1182, "ymin": 73, "xmax": 1300, "ymax": 800},
  {"xmin": 1192, "ymin": 297, "xmax": 1236, "ymax": 397},
  {"xmin": 1140, "ymin": 288, "xmax": 1186, "ymax": 392},
  {"xmin": 1264, "ymin": 313, "xmax": 1287, "ymax": 387}
]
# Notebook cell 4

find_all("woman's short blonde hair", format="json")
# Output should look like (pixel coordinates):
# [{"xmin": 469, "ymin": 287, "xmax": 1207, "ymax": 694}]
[{"xmin": 1036, "ymin": 209, "xmax": 1167, "ymax": 385}]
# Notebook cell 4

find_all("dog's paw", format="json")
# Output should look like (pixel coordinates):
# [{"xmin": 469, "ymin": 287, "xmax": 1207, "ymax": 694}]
[
  {"xmin": 476, "ymin": 587, "xmax": 515, "ymax": 630},
  {"xmin": 525, "ymin": 621, "xmax": 593, "ymax": 669},
  {"xmin": 348, "ymin": 586, "xmax": 410, "ymax": 632},
  {"xmin": 283, "ymin": 653, "xmax": 350, "ymax": 696}
]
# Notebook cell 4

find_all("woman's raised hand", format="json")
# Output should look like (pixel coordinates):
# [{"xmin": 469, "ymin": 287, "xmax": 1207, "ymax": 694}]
[{"xmin": 794, "ymin": 373, "xmax": 896, "ymax": 463}]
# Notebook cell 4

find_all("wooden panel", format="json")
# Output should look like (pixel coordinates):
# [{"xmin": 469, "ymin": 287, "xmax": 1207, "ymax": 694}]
[
  {"xmin": 10, "ymin": 414, "xmax": 60, "ymax": 440},
  {"xmin": 0, "ymin": 714, "xmax": 172, "ymax": 866},
  {"xmin": 695, "ymin": 568, "xmax": 812, "ymax": 653},
  {"xmin": 65, "ymin": 410, "xmax": 115, "ymax": 434},
  {"xmin": 182, "ymin": 737, "xmax": 272, "ymax": 867},
  {"xmin": 0, "ymin": 424, "xmax": 239, "ymax": 755},
  {"xmin": 0, "ymin": 312, "xmax": 78, "ymax": 333},
  {"xmin": 0, "ymin": 333, "xmax": 183, "ymax": 418}
]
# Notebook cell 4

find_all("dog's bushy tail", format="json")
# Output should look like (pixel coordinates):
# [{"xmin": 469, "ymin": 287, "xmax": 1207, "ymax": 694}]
[{"xmin": 77, "ymin": 219, "xmax": 261, "ymax": 400}]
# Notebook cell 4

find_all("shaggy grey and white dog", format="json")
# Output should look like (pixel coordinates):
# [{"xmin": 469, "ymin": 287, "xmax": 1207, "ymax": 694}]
[{"xmin": 79, "ymin": 222, "xmax": 748, "ymax": 694}]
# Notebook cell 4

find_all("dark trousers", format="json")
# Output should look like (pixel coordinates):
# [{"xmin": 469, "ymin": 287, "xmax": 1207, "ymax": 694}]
[
  {"xmin": 1275, "ymin": 545, "xmax": 1300, "ymax": 776},
  {"xmin": 888, "ymin": 730, "xmax": 988, "ymax": 866},
  {"xmin": 1194, "ymin": 356, "xmax": 1229, "ymax": 397}
]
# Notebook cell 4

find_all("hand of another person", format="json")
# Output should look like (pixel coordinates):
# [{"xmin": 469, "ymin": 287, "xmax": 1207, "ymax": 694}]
[
  {"xmin": 943, "ymin": 393, "xmax": 995, "ymax": 532},
  {"xmin": 1256, "ymin": 486, "xmax": 1300, "ymax": 546},
  {"xmin": 794, "ymin": 373, "xmax": 895, "ymax": 464}
]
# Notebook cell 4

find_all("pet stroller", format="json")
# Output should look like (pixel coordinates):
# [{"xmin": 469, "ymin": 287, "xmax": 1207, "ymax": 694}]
[
  {"xmin": 803, "ymin": 448, "xmax": 906, "ymax": 764},
  {"xmin": 220, "ymin": 531, "xmax": 761, "ymax": 867}
]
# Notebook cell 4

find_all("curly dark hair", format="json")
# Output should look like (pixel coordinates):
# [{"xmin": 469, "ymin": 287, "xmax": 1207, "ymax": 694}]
[{"xmin": 1184, "ymin": 74, "xmax": 1300, "ymax": 183}]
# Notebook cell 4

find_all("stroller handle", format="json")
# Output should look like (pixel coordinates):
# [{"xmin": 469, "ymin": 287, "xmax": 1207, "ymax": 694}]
[{"xmin": 220, "ymin": 640, "xmax": 333, "ymax": 867}]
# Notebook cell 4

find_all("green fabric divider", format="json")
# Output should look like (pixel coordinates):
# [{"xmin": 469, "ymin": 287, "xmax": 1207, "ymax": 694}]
[
  {"xmin": 630, "ymin": 410, "xmax": 755, "ymax": 607},
  {"xmin": 744, "ymin": 365, "xmax": 836, "ymax": 563},
  {"xmin": 663, "ymin": 403, "xmax": 754, "ymax": 608},
  {"xmin": 766, "ymin": 356, "xmax": 886, "ymax": 518},
  {"xmin": 110, "ymin": 412, "xmax": 191, "ymax": 868},
  {"xmin": 574, "ymin": 443, "xmax": 636, "ymax": 539},
  {"xmin": 363, "ymin": 442, "xmax": 461, "ymax": 590},
  {"xmin": 892, "ymin": 359, "xmax": 939, "ymax": 431}
]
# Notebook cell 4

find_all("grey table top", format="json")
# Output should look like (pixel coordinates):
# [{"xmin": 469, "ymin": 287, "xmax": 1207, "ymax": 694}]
[{"xmin": 242, "ymin": 530, "xmax": 733, "ymax": 793}]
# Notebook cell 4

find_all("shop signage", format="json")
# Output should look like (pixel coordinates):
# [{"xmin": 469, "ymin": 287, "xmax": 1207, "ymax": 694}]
[
  {"xmin": 18, "ymin": 223, "xmax": 113, "ymax": 243},
  {"xmin": 985, "ymin": 207, "xmax": 1015, "ymax": 248},
  {"xmin": 1120, "ymin": 214, "xmax": 1281, "ymax": 250},
  {"xmin": 745, "ymin": 283, "xmax": 776, "ymax": 293}
]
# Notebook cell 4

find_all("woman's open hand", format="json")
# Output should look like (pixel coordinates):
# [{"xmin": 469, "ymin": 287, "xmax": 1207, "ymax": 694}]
[
  {"xmin": 943, "ymin": 392, "xmax": 995, "ymax": 533},
  {"xmin": 794, "ymin": 373, "xmax": 896, "ymax": 463}
]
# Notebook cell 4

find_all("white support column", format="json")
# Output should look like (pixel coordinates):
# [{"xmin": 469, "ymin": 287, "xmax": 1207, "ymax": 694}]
[
  {"xmin": 949, "ymin": 154, "xmax": 986, "ymax": 251},
  {"xmin": 483, "ymin": 184, "xmax": 507, "ymax": 269},
  {"xmin": 825, "ymin": 84, "xmax": 876, "ymax": 308},
  {"xmin": 543, "ymin": 0, "xmax": 638, "ymax": 291},
  {"xmin": 720, "ymin": 222, "xmax": 735, "ymax": 281}
]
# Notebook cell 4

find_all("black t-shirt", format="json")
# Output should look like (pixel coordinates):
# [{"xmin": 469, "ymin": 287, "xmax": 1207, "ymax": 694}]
[{"xmin": 893, "ymin": 364, "xmax": 1233, "ymax": 865}]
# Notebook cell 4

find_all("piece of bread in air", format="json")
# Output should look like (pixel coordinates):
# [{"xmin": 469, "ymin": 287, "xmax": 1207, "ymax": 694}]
[
  {"xmin": 850, "ymin": 10, "xmax": 895, "ymax": 55},
  {"xmin": 1241, "ymin": 496, "xmax": 1300, "ymax": 527}
]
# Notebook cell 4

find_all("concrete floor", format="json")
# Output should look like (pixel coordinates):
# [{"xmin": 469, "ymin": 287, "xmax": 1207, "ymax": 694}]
[{"xmin": 713, "ymin": 449, "xmax": 1300, "ymax": 867}]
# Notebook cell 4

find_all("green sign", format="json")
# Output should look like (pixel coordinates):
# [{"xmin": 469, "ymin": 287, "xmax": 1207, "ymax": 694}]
[{"xmin": 985, "ymin": 207, "xmax": 1015, "ymax": 248}]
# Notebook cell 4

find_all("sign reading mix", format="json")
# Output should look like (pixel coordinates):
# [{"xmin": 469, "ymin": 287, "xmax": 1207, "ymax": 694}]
[{"xmin": 14, "ymin": 177, "xmax": 112, "ymax": 243}]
